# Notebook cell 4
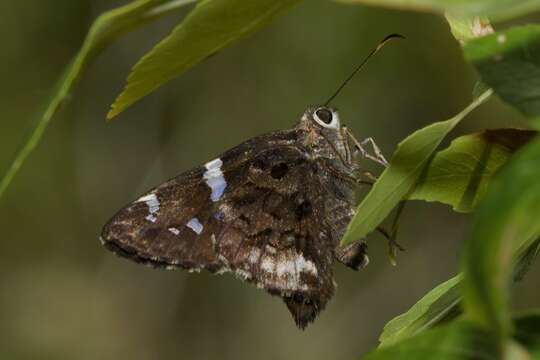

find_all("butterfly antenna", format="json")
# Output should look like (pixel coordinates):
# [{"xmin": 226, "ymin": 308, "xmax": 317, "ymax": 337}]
[{"xmin": 324, "ymin": 33, "xmax": 405, "ymax": 106}]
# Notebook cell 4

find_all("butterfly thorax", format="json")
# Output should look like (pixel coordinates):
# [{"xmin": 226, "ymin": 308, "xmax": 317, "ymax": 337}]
[{"xmin": 296, "ymin": 105, "xmax": 358, "ymax": 232}]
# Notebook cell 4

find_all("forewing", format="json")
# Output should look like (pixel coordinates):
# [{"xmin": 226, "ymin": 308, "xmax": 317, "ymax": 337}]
[
  {"xmin": 101, "ymin": 130, "xmax": 294, "ymax": 270},
  {"xmin": 101, "ymin": 129, "xmax": 337, "ymax": 328}
]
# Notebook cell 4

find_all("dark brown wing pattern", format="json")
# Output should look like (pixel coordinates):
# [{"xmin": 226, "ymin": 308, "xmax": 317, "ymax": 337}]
[{"xmin": 101, "ymin": 130, "xmax": 341, "ymax": 328}]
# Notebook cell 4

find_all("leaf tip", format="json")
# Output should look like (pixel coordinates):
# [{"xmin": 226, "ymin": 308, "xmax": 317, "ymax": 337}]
[
  {"xmin": 107, "ymin": 97, "xmax": 125, "ymax": 120},
  {"xmin": 106, "ymin": 109, "xmax": 118, "ymax": 120}
]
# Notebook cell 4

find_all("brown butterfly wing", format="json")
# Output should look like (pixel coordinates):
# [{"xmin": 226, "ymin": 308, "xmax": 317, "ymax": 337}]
[
  {"xmin": 101, "ymin": 130, "xmax": 294, "ymax": 269},
  {"xmin": 211, "ymin": 146, "xmax": 338, "ymax": 328},
  {"xmin": 101, "ymin": 165, "xmax": 222, "ymax": 271},
  {"xmin": 101, "ymin": 129, "xmax": 341, "ymax": 328}
]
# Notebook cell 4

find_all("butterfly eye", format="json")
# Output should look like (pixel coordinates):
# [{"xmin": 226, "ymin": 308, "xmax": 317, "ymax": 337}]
[
  {"xmin": 313, "ymin": 107, "xmax": 339, "ymax": 129},
  {"xmin": 316, "ymin": 109, "xmax": 332, "ymax": 124}
]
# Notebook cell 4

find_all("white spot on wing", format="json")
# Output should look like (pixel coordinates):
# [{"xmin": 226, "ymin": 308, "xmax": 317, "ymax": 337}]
[
  {"xmin": 168, "ymin": 227, "xmax": 180, "ymax": 235},
  {"xmin": 276, "ymin": 258, "xmax": 296, "ymax": 278},
  {"xmin": 257, "ymin": 250, "xmax": 319, "ymax": 291},
  {"xmin": 218, "ymin": 254, "xmax": 230, "ymax": 267},
  {"xmin": 248, "ymin": 248, "xmax": 261, "ymax": 264},
  {"xmin": 296, "ymin": 255, "xmax": 318, "ymax": 276},
  {"xmin": 235, "ymin": 269, "xmax": 252, "ymax": 280},
  {"xmin": 138, "ymin": 193, "xmax": 160, "ymax": 212},
  {"xmin": 265, "ymin": 245, "xmax": 276, "ymax": 254},
  {"xmin": 204, "ymin": 158, "xmax": 227, "ymax": 202},
  {"xmin": 137, "ymin": 193, "xmax": 154, "ymax": 203},
  {"xmin": 261, "ymin": 256, "xmax": 275, "ymax": 273},
  {"xmin": 215, "ymin": 267, "xmax": 230, "ymax": 275},
  {"xmin": 138, "ymin": 193, "xmax": 160, "ymax": 222},
  {"xmin": 261, "ymin": 252, "xmax": 317, "ymax": 276},
  {"xmin": 186, "ymin": 217, "xmax": 203, "ymax": 234}
]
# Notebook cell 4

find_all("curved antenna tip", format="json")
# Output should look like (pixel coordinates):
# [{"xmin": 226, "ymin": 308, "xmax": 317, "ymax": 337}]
[
  {"xmin": 377, "ymin": 33, "xmax": 405, "ymax": 50},
  {"xmin": 385, "ymin": 33, "xmax": 406, "ymax": 40},
  {"xmin": 324, "ymin": 33, "xmax": 405, "ymax": 106}
]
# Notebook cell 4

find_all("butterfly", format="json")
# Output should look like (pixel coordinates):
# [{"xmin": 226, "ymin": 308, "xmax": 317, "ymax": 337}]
[{"xmin": 100, "ymin": 34, "xmax": 403, "ymax": 329}]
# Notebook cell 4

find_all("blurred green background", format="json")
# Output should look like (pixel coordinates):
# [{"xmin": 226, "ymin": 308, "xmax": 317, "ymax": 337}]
[{"xmin": 1, "ymin": 1, "xmax": 540, "ymax": 359}]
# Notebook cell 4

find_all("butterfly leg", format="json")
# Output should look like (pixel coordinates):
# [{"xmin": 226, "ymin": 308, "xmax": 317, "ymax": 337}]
[
  {"xmin": 345, "ymin": 129, "xmax": 388, "ymax": 167},
  {"xmin": 360, "ymin": 137, "xmax": 389, "ymax": 166},
  {"xmin": 358, "ymin": 170, "xmax": 378, "ymax": 184},
  {"xmin": 350, "ymin": 169, "xmax": 377, "ymax": 187},
  {"xmin": 335, "ymin": 241, "xmax": 369, "ymax": 270}
]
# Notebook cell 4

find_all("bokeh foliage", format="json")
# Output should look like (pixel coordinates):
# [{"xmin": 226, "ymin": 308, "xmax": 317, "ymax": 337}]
[{"xmin": 2, "ymin": 0, "xmax": 540, "ymax": 359}]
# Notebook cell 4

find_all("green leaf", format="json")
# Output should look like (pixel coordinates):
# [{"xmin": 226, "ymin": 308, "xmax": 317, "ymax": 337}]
[
  {"xmin": 108, "ymin": 0, "xmax": 302, "ymax": 118},
  {"xmin": 472, "ymin": 81, "xmax": 491, "ymax": 101},
  {"xmin": 363, "ymin": 321, "xmax": 498, "ymax": 360},
  {"xmin": 462, "ymin": 136, "xmax": 540, "ymax": 341},
  {"xmin": 340, "ymin": 90, "xmax": 492, "ymax": 246},
  {"xmin": 334, "ymin": 0, "xmax": 540, "ymax": 22},
  {"xmin": 464, "ymin": 25, "xmax": 540, "ymax": 128},
  {"xmin": 514, "ymin": 237, "xmax": 540, "ymax": 282},
  {"xmin": 503, "ymin": 341, "xmax": 531, "ymax": 359},
  {"xmin": 514, "ymin": 311, "xmax": 540, "ymax": 354},
  {"xmin": 0, "ymin": 0, "xmax": 196, "ymax": 199},
  {"xmin": 377, "ymin": 236, "xmax": 540, "ymax": 348},
  {"xmin": 379, "ymin": 275, "xmax": 462, "ymax": 347},
  {"xmin": 409, "ymin": 129, "xmax": 537, "ymax": 213},
  {"xmin": 377, "ymin": 237, "xmax": 540, "ymax": 349},
  {"xmin": 445, "ymin": 15, "xmax": 493, "ymax": 44}
]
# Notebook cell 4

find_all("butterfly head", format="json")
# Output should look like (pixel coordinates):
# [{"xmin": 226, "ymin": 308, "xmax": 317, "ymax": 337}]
[
  {"xmin": 298, "ymin": 106, "xmax": 352, "ymax": 165},
  {"xmin": 303, "ymin": 106, "xmax": 341, "ymax": 131}
]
